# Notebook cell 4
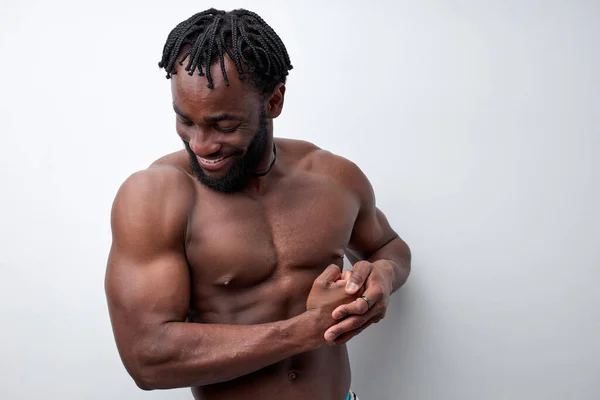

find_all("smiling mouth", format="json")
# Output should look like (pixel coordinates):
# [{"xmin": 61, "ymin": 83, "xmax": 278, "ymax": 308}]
[
  {"xmin": 199, "ymin": 155, "xmax": 229, "ymax": 164},
  {"xmin": 196, "ymin": 153, "xmax": 237, "ymax": 171}
]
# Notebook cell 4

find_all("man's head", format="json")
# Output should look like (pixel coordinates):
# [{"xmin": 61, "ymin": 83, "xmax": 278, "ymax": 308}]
[{"xmin": 158, "ymin": 8, "xmax": 293, "ymax": 193}]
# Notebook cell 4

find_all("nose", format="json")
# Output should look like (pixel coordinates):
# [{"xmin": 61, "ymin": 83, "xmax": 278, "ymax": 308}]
[{"xmin": 189, "ymin": 130, "xmax": 221, "ymax": 156}]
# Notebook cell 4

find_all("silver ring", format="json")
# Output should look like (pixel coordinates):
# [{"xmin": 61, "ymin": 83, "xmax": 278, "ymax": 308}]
[{"xmin": 361, "ymin": 295, "xmax": 373, "ymax": 309}]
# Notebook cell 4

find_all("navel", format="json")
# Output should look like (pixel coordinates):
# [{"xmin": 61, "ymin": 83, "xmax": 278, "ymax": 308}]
[{"xmin": 288, "ymin": 370, "xmax": 299, "ymax": 382}]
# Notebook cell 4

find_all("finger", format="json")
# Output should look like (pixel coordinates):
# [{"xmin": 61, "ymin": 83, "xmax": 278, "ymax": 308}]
[
  {"xmin": 332, "ymin": 297, "xmax": 370, "ymax": 320},
  {"xmin": 333, "ymin": 319, "xmax": 376, "ymax": 345},
  {"xmin": 346, "ymin": 261, "xmax": 373, "ymax": 294},
  {"xmin": 331, "ymin": 270, "xmax": 352, "ymax": 288},
  {"xmin": 341, "ymin": 270, "xmax": 351, "ymax": 281},
  {"xmin": 324, "ymin": 311, "xmax": 374, "ymax": 342},
  {"xmin": 315, "ymin": 264, "xmax": 342, "ymax": 287},
  {"xmin": 360, "ymin": 284, "xmax": 386, "ymax": 307}
]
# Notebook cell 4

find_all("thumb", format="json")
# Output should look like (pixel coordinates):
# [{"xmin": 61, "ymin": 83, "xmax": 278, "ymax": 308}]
[{"xmin": 346, "ymin": 261, "xmax": 373, "ymax": 294}]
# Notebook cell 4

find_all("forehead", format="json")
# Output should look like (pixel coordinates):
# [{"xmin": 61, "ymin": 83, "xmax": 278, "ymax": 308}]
[{"xmin": 171, "ymin": 55, "xmax": 259, "ymax": 115}]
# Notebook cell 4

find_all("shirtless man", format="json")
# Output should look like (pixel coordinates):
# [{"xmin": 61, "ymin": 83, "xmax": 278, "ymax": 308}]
[{"xmin": 105, "ymin": 8, "xmax": 411, "ymax": 400}]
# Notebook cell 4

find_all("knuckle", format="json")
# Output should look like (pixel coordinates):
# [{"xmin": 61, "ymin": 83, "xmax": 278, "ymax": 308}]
[
  {"xmin": 372, "ymin": 291, "xmax": 385, "ymax": 302},
  {"xmin": 356, "ymin": 260, "xmax": 371, "ymax": 271},
  {"xmin": 350, "ymin": 319, "xmax": 364, "ymax": 330}
]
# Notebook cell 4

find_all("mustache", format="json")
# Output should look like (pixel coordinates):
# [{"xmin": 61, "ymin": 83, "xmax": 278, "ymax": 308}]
[
  {"xmin": 183, "ymin": 141, "xmax": 242, "ymax": 159},
  {"xmin": 205, "ymin": 150, "xmax": 243, "ymax": 159}
]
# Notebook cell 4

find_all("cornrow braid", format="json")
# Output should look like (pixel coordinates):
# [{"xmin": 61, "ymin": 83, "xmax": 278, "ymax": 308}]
[{"xmin": 158, "ymin": 8, "xmax": 293, "ymax": 94}]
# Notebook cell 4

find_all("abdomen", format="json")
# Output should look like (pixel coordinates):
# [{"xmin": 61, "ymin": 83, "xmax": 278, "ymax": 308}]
[{"xmin": 191, "ymin": 344, "xmax": 351, "ymax": 400}]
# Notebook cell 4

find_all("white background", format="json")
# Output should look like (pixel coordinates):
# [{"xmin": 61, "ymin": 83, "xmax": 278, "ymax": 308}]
[{"xmin": 1, "ymin": 0, "xmax": 599, "ymax": 399}]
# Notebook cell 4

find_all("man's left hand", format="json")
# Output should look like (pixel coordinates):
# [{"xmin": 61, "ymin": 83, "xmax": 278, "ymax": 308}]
[{"xmin": 324, "ymin": 260, "xmax": 394, "ymax": 344}]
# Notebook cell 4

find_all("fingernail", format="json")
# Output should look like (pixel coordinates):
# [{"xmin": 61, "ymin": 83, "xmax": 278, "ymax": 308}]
[
  {"xmin": 325, "ymin": 333, "xmax": 336, "ymax": 341},
  {"xmin": 347, "ymin": 283, "xmax": 359, "ymax": 293}
]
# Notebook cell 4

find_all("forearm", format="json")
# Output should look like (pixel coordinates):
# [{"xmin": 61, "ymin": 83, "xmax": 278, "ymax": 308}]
[
  {"xmin": 367, "ymin": 236, "xmax": 411, "ymax": 293},
  {"xmin": 130, "ymin": 311, "xmax": 321, "ymax": 390}
]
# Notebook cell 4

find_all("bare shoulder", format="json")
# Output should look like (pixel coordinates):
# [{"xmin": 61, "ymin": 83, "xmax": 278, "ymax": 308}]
[
  {"xmin": 111, "ymin": 153, "xmax": 195, "ymax": 251},
  {"xmin": 278, "ymin": 138, "xmax": 371, "ymax": 196},
  {"xmin": 150, "ymin": 148, "xmax": 191, "ymax": 170},
  {"xmin": 115, "ymin": 163, "xmax": 194, "ymax": 208},
  {"xmin": 275, "ymin": 137, "xmax": 321, "ymax": 164},
  {"xmin": 115, "ymin": 149, "xmax": 194, "ymax": 211},
  {"xmin": 118, "ymin": 149, "xmax": 193, "ymax": 206}
]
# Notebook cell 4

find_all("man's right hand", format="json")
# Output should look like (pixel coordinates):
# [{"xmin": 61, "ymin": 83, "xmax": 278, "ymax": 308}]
[{"xmin": 306, "ymin": 265, "xmax": 363, "ymax": 341}]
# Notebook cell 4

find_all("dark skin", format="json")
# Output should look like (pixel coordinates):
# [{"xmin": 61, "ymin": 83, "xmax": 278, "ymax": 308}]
[{"xmin": 105, "ymin": 56, "xmax": 411, "ymax": 400}]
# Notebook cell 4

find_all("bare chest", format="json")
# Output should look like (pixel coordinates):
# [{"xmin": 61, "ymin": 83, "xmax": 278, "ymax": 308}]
[{"xmin": 185, "ymin": 174, "xmax": 358, "ymax": 299}]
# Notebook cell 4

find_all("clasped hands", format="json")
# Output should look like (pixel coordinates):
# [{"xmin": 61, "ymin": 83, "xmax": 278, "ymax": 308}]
[{"xmin": 306, "ymin": 260, "xmax": 394, "ymax": 345}]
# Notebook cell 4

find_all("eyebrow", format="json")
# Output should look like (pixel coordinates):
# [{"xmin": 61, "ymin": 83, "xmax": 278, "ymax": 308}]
[
  {"xmin": 173, "ymin": 103, "xmax": 238, "ymax": 123},
  {"xmin": 173, "ymin": 104, "xmax": 191, "ymax": 119}
]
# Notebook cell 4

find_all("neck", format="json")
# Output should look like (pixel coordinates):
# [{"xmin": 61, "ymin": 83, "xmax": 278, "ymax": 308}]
[{"xmin": 254, "ymin": 143, "xmax": 277, "ymax": 177}]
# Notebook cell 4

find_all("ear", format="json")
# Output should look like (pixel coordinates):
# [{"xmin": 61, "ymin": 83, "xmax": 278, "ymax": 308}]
[{"xmin": 264, "ymin": 83, "xmax": 286, "ymax": 119}]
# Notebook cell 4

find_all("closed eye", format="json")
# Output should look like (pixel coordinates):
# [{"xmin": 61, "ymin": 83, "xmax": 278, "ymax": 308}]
[
  {"xmin": 178, "ymin": 118, "xmax": 194, "ymax": 127},
  {"xmin": 214, "ymin": 125, "xmax": 238, "ymax": 133}
]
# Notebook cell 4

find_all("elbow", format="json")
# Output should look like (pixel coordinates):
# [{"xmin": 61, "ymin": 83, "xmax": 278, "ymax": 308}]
[
  {"xmin": 398, "ymin": 237, "xmax": 412, "ymax": 271},
  {"xmin": 134, "ymin": 377, "xmax": 154, "ymax": 391},
  {"xmin": 129, "ymin": 362, "xmax": 162, "ymax": 391},
  {"xmin": 125, "ymin": 346, "xmax": 175, "ymax": 391},
  {"xmin": 131, "ymin": 362, "xmax": 180, "ymax": 391}
]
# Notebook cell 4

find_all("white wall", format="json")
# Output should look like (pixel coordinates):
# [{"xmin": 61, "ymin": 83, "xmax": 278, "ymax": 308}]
[{"xmin": 1, "ymin": 1, "xmax": 599, "ymax": 399}]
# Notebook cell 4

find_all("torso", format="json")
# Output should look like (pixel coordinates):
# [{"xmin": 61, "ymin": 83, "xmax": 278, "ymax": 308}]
[{"xmin": 156, "ymin": 138, "xmax": 361, "ymax": 400}]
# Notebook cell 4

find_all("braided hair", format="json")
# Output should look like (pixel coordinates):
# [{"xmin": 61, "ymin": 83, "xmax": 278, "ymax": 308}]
[{"xmin": 158, "ymin": 8, "xmax": 293, "ymax": 94}]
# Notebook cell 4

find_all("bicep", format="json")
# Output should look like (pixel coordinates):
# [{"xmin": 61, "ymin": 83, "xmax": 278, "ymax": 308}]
[
  {"xmin": 104, "ymin": 170, "xmax": 191, "ymax": 359},
  {"xmin": 344, "ymin": 165, "xmax": 398, "ymax": 260},
  {"xmin": 105, "ymin": 247, "xmax": 190, "ymax": 333},
  {"xmin": 348, "ymin": 208, "xmax": 398, "ymax": 261}
]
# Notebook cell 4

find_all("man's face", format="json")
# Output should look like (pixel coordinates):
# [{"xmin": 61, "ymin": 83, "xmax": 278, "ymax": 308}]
[{"xmin": 171, "ymin": 56, "xmax": 270, "ymax": 193}]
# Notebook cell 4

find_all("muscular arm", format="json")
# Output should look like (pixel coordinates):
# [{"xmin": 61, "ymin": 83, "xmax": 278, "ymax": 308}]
[
  {"xmin": 345, "ymin": 173, "xmax": 411, "ymax": 294},
  {"xmin": 319, "ymin": 155, "xmax": 411, "ymax": 343},
  {"xmin": 334, "ymin": 158, "xmax": 411, "ymax": 293},
  {"xmin": 105, "ymin": 168, "xmax": 326, "ymax": 390}
]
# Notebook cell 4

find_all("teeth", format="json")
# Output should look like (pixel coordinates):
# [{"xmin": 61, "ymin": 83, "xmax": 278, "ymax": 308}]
[{"xmin": 200, "ymin": 156, "xmax": 225, "ymax": 164}]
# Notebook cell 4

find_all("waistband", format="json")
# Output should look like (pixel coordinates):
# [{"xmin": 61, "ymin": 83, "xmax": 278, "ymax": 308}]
[{"xmin": 346, "ymin": 390, "xmax": 359, "ymax": 400}]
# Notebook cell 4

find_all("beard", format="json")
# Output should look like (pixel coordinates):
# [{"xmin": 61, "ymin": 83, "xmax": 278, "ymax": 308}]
[{"xmin": 184, "ymin": 108, "xmax": 269, "ymax": 193}]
